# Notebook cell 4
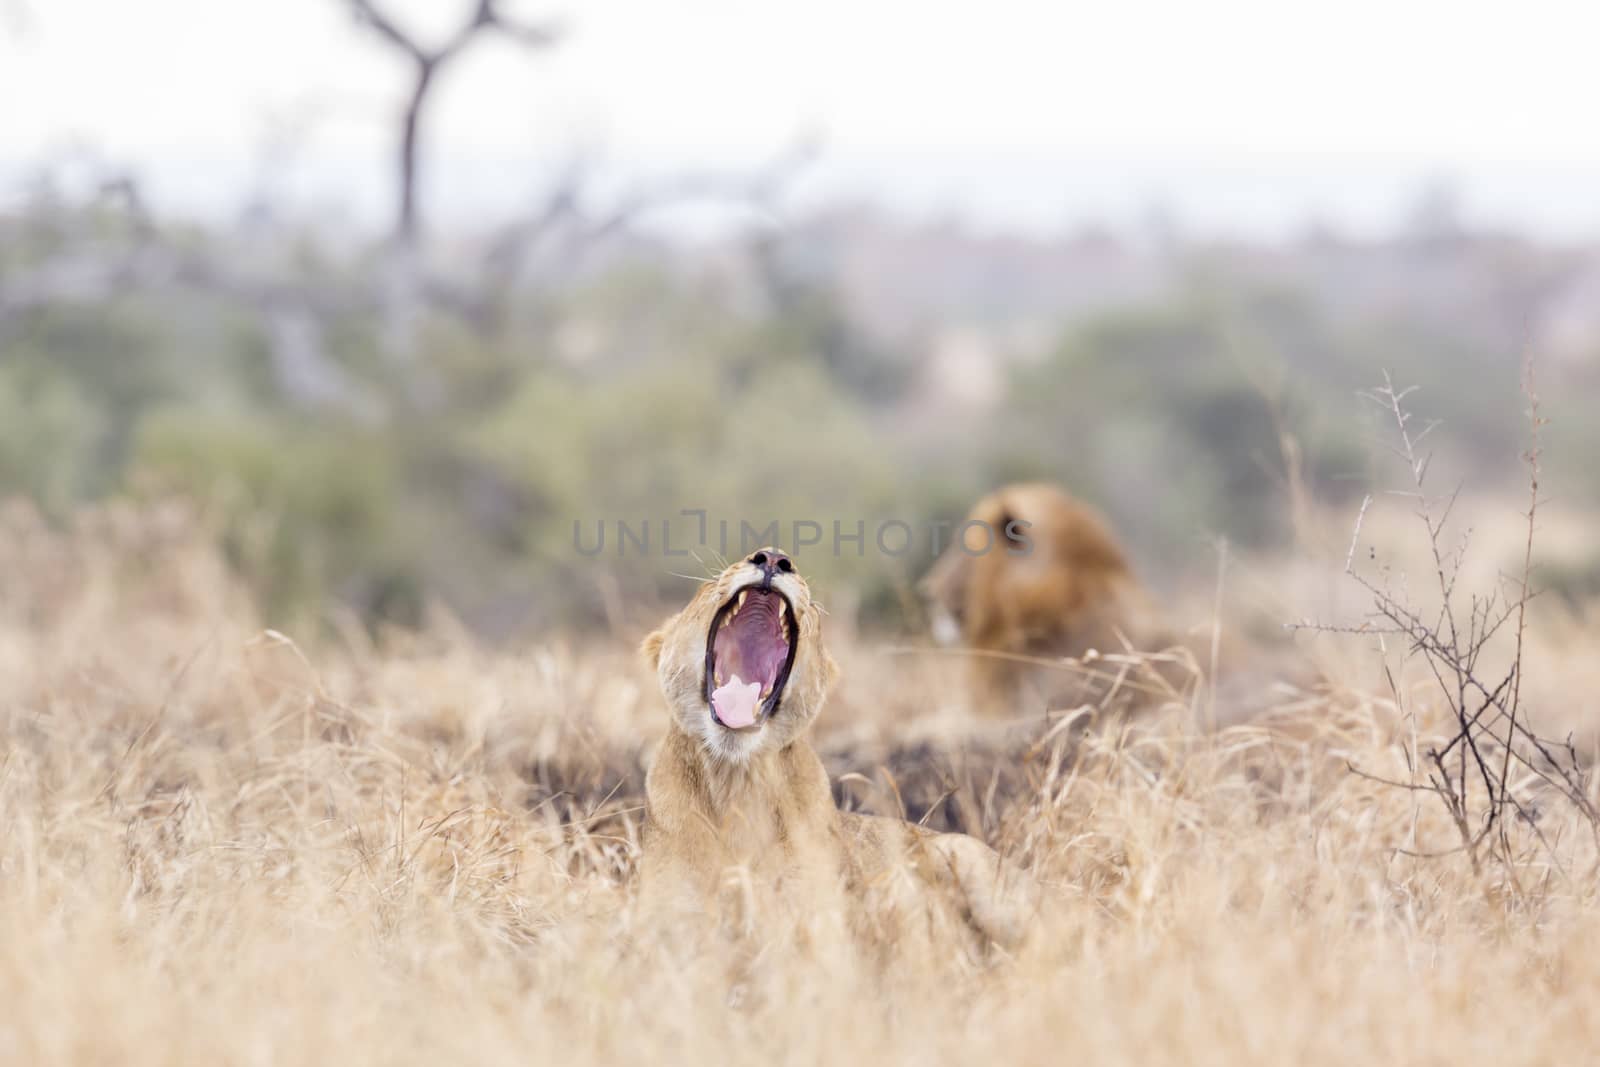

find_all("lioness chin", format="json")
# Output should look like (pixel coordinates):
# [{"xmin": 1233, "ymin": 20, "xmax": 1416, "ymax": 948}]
[{"xmin": 639, "ymin": 548, "xmax": 1037, "ymax": 951}]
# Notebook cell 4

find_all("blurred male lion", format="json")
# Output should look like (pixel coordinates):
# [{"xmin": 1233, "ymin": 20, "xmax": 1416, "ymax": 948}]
[
  {"xmin": 920, "ymin": 482, "xmax": 1176, "ymax": 714},
  {"xmin": 639, "ymin": 548, "xmax": 1038, "ymax": 953}
]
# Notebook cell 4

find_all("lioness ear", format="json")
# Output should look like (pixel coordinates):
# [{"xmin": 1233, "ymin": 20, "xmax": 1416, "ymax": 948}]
[{"xmin": 640, "ymin": 627, "xmax": 666, "ymax": 670}]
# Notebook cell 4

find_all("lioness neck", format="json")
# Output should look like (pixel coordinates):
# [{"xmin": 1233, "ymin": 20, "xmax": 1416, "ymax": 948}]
[
  {"xmin": 671, "ymin": 726, "xmax": 824, "ymax": 806},
  {"xmin": 650, "ymin": 724, "xmax": 837, "ymax": 844}
]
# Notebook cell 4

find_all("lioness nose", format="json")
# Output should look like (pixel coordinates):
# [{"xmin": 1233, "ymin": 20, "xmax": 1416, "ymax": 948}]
[{"xmin": 748, "ymin": 548, "xmax": 793, "ymax": 584}]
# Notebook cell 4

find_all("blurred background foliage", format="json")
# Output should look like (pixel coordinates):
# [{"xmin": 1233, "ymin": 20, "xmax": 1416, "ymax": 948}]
[
  {"xmin": 8, "ymin": 1, "xmax": 1600, "ymax": 643},
  {"xmin": 6, "ymin": 187, "xmax": 1600, "ymax": 639}
]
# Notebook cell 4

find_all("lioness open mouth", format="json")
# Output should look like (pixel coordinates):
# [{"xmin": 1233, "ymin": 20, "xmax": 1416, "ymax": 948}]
[{"xmin": 704, "ymin": 584, "xmax": 799, "ymax": 730}]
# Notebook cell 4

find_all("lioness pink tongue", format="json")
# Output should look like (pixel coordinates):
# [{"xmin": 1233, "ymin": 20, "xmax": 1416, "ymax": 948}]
[{"xmin": 712, "ymin": 674, "xmax": 762, "ymax": 729}]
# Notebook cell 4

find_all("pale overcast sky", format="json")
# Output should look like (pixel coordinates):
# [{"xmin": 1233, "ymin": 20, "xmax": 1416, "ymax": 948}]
[{"xmin": 4, "ymin": 0, "xmax": 1600, "ymax": 237}]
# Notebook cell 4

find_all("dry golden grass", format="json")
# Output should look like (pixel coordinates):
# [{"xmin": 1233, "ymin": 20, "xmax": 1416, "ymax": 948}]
[{"xmin": 4, "ymin": 499, "xmax": 1600, "ymax": 1065}]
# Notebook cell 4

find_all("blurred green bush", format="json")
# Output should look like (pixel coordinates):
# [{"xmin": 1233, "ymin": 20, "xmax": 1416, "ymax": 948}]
[{"xmin": 2, "ymin": 211, "xmax": 1584, "ymax": 636}]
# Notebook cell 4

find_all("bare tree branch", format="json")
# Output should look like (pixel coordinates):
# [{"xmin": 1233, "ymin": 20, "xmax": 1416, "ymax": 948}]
[
  {"xmin": 483, "ymin": 136, "xmax": 817, "ymax": 279},
  {"xmin": 345, "ymin": 0, "xmax": 563, "ymax": 244}
]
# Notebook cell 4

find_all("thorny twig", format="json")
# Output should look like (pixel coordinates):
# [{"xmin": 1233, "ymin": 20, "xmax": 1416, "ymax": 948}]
[{"xmin": 1294, "ymin": 369, "xmax": 1594, "ymax": 891}]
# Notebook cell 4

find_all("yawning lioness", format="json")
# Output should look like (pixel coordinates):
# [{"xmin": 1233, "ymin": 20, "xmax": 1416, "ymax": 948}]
[{"xmin": 639, "ymin": 549, "xmax": 1038, "ymax": 950}]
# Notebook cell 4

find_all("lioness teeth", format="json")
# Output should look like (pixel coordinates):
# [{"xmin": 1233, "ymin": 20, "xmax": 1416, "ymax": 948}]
[
  {"xmin": 736, "ymin": 590, "xmax": 748, "ymax": 612},
  {"xmin": 776, "ymin": 599, "xmax": 787, "ymax": 622},
  {"xmin": 715, "ymin": 669, "xmax": 725, "ymax": 686}
]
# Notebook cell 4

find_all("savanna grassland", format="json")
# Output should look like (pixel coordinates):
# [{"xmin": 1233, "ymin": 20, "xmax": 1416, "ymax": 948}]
[{"xmin": 4, "ymin": 495, "xmax": 1600, "ymax": 1067}]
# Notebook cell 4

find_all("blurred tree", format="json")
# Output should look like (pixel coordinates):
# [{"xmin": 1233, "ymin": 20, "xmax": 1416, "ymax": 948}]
[
  {"xmin": 1004, "ymin": 282, "xmax": 1367, "ymax": 565},
  {"xmin": 344, "ymin": 0, "xmax": 562, "ymax": 245}
]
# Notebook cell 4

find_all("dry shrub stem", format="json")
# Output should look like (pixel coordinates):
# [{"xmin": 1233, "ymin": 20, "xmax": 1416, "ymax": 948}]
[{"xmin": 1298, "ymin": 368, "xmax": 1597, "ymax": 890}]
